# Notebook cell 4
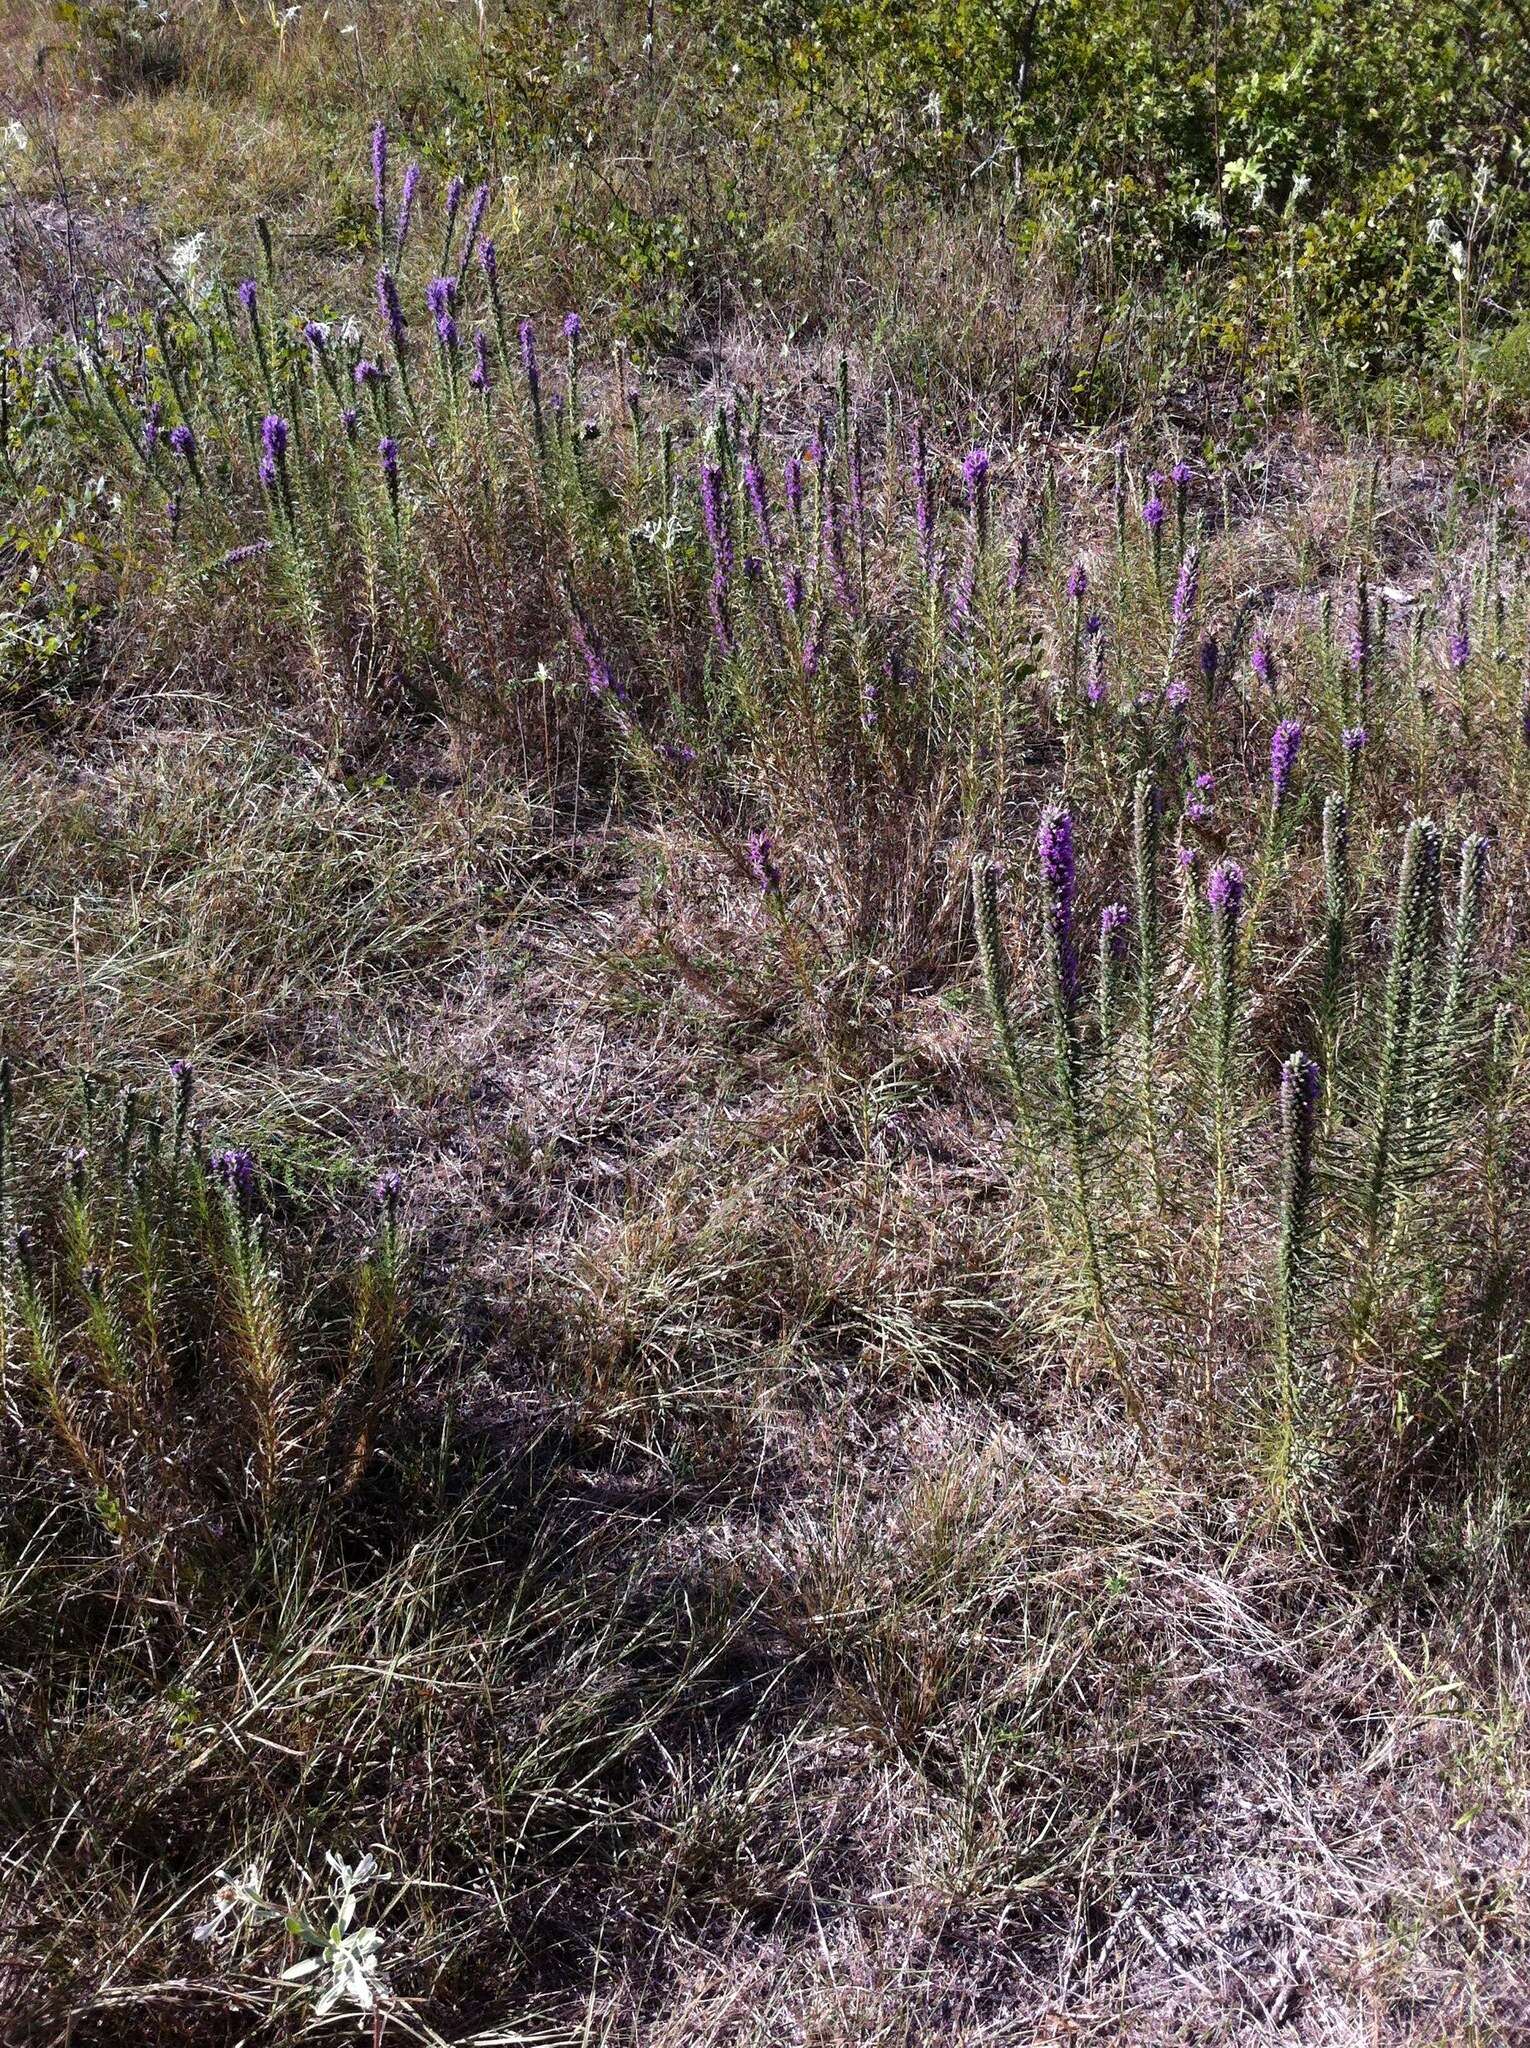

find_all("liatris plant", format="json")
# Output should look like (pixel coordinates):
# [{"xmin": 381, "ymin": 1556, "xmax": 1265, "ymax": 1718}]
[
  {"xmin": 1036, "ymin": 803, "xmax": 1117, "ymax": 1367},
  {"xmin": 971, "ymin": 860, "xmax": 1029, "ymax": 1125},
  {"xmin": 1271, "ymin": 1049, "xmax": 1322, "ymax": 1505},
  {"xmin": 1364, "ymin": 816, "xmax": 1443, "ymax": 1224},
  {"xmin": 1438, "ymin": 831, "xmax": 1490, "ymax": 1079},
  {"xmin": 1, "ymin": 1064, "xmax": 413, "ymax": 1557},
  {"xmin": 1098, "ymin": 901, "xmax": 1130, "ymax": 1044},
  {"xmin": 1319, "ymin": 793, "xmax": 1349, "ymax": 1053},
  {"xmin": 1132, "ymin": 770, "xmax": 1165, "ymax": 1201},
  {"xmin": 1201, "ymin": 859, "xmax": 1245, "ymax": 1374}
]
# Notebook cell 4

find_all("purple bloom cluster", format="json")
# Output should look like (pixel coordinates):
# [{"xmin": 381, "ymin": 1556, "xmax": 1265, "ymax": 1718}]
[
  {"xmin": 169, "ymin": 423, "xmax": 195, "ymax": 460},
  {"xmin": 699, "ymin": 459, "xmax": 734, "ymax": 649},
  {"xmin": 397, "ymin": 160, "xmax": 421, "ymax": 256},
  {"xmin": 1100, "ymin": 900, "xmax": 1131, "ymax": 959},
  {"xmin": 209, "ymin": 1147, "xmax": 257, "ymax": 1200},
  {"xmin": 1270, "ymin": 718, "xmax": 1303, "ymax": 806},
  {"xmin": 784, "ymin": 453, "xmax": 805, "ymax": 520},
  {"xmin": 259, "ymin": 413, "xmax": 288, "ymax": 490},
  {"xmin": 1143, "ymin": 491, "xmax": 1166, "ymax": 532},
  {"xmin": 377, "ymin": 267, "xmax": 407, "ymax": 348},
  {"xmin": 1037, "ymin": 803, "xmax": 1079, "ymax": 1007},
  {"xmin": 744, "ymin": 460, "xmax": 775, "ymax": 554},
  {"xmin": 1066, "ymin": 561, "xmax": 1089, "ymax": 603},
  {"xmin": 746, "ymin": 828, "xmax": 781, "ymax": 896},
  {"xmin": 461, "ymin": 183, "xmax": 489, "ymax": 269},
  {"xmin": 963, "ymin": 446, "xmax": 990, "ymax": 540},
  {"xmin": 1251, "ymin": 636, "xmax": 1275, "ymax": 689},
  {"xmin": 1342, "ymin": 726, "xmax": 1368, "ymax": 756},
  {"xmin": 1207, "ymin": 860, "xmax": 1244, "ymax": 917}
]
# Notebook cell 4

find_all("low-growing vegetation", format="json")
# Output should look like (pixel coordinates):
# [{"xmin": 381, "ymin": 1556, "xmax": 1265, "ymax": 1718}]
[{"xmin": 3, "ymin": 4, "xmax": 1530, "ymax": 2043}]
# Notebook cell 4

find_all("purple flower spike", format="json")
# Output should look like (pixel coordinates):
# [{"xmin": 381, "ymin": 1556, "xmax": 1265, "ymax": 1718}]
[
  {"xmin": 377, "ymin": 267, "xmax": 407, "ymax": 347},
  {"xmin": 1037, "ymin": 802, "xmax": 1079, "ymax": 1006},
  {"xmin": 169, "ymin": 424, "xmax": 195, "ymax": 459},
  {"xmin": 371, "ymin": 121, "xmax": 388, "ymax": 222},
  {"xmin": 1143, "ymin": 493, "xmax": 1166, "ymax": 531},
  {"xmin": 1066, "ymin": 561, "xmax": 1088, "ymax": 603},
  {"xmin": 237, "ymin": 278, "xmax": 258, "ymax": 315},
  {"xmin": 1342, "ymin": 726, "xmax": 1368, "ymax": 755},
  {"xmin": 396, "ymin": 160, "xmax": 421, "ymax": 256},
  {"xmin": 302, "ymin": 320, "xmax": 328, "ymax": 354},
  {"xmin": 562, "ymin": 311, "xmax": 582, "ymax": 343},
  {"xmin": 210, "ymin": 1147, "xmax": 257, "ymax": 1200},
  {"xmin": 1100, "ymin": 901, "xmax": 1131, "ymax": 959},
  {"xmin": 142, "ymin": 400, "xmax": 162, "ymax": 454},
  {"xmin": 261, "ymin": 414, "xmax": 288, "ymax": 463},
  {"xmin": 744, "ymin": 459, "xmax": 775, "ymax": 553},
  {"xmin": 1172, "ymin": 551, "xmax": 1199, "ymax": 624},
  {"xmin": 746, "ymin": 829, "xmax": 781, "ymax": 897},
  {"xmin": 1251, "ymin": 636, "xmax": 1275, "ymax": 688},
  {"xmin": 1270, "ymin": 718, "xmax": 1303, "ymax": 806},
  {"xmin": 469, "ymin": 329, "xmax": 490, "ymax": 391},
  {"xmin": 518, "ymin": 319, "xmax": 539, "ymax": 396},
  {"xmin": 479, "ymin": 237, "xmax": 497, "ymax": 286},
  {"xmin": 1207, "ymin": 860, "xmax": 1244, "ymax": 916},
  {"xmin": 379, "ymin": 435, "xmax": 399, "ymax": 488},
  {"xmin": 1199, "ymin": 635, "xmax": 1218, "ymax": 683},
  {"xmin": 425, "ymin": 276, "xmax": 456, "ymax": 319},
  {"xmin": 963, "ymin": 446, "xmax": 990, "ymax": 498},
  {"xmin": 461, "ymin": 182, "xmax": 489, "ymax": 265},
  {"xmin": 699, "ymin": 461, "xmax": 732, "ymax": 574},
  {"xmin": 445, "ymin": 175, "xmax": 464, "ymax": 230},
  {"xmin": 341, "ymin": 407, "xmax": 359, "ymax": 440},
  {"xmin": 354, "ymin": 358, "xmax": 383, "ymax": 388},
  {"xmin": 1448, "ymin": 626, "xmax": 1471, "ymax": 671},
  {"xmin": 1171, "ymin": 460, "xmax": 1193, "ymax": 488},
  {"xmin": 784, "ymin": 566, "xmax": 805, "ymax": 615},
  {"xmin": 784, "ymin": 453, "xmax": 804, "ymax": 518}
]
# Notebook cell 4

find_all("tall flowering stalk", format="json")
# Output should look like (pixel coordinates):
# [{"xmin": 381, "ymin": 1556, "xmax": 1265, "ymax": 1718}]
[
  {"xmin": 371, "ymin": 122, "xmax": 388, "ymax": 249},
  {"xmin": 1036, "ymin": 805, "xmax": 1117, "ymax": 1370},
  {"xmin": 1364, "ymin": 816, "xmax": 1442, "ymax": 1224},
  {"xmin": 699, "ymin": 453, "xmax": 734, "ymax": 653},
  {"xmin": 1132, "ymin": 771, "xmax": 1165, "ymax": 1202},
  {"xmin": 1271, "ymin": 1050, "xmax": 1322, "ymax": 1504},
  {"xmin": 972, "ymin": 862, "xmax": 1029, "ymax": 1127},
  {"xmin": 1098, "ymin": 903, "xmax": 1130, "ymax": 1045},
  {"xmin": 1319, "ymin": 794, "xmax": 1349, "ymax": 1061},
  {"xmin": 1202, "ymin": 859, "xmax": 1245, "ymax": 1383},
  {"xmin": 911, "ymin": 419, "xmax": 935, "ymax": 586},
  {"xmin": 960, "ymin": 446, "xmax": 990, "ymax": 618},
  {"xmin": 1437, "ymin": 831, "xmax": 1490, "ymax": 1078}
]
